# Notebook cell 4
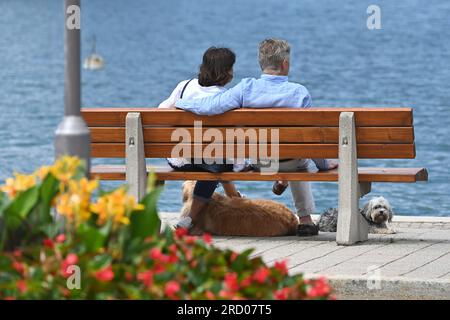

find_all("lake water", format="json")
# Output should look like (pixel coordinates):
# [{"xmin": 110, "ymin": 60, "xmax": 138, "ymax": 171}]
[{"xmin": 1, "ymin": 0, "xmax": 449, "ymax": 216}]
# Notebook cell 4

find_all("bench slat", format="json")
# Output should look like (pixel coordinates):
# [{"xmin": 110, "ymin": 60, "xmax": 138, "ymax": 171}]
[
  {"xmin": 90, "ymin": 127, "xmax": 415, "ymax": 144},
  {"xmin": 82, "ymin": 108, "xmax": 413, "ymax": 127},
  {"xmin": 91, "ymin": 165, "xmax": 428, "ymax": 183},
  {"xmin": 91, "ymin": 143, "xmax": 416, "ymax": 159}
]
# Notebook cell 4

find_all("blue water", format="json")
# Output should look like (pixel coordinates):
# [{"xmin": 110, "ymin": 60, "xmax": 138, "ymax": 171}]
[{"xmin": 1, "ymin": 0, "xmax": 449, "ymax": 216}]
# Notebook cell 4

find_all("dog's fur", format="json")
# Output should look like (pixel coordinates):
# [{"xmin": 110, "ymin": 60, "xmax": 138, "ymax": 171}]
[
  {"xmin": 317, "ymin": 197, "xmax": 395, "ymax": 234},
  {"xmin": 181, "ymin": 181, "xmax": 298, "ymax": 236}
]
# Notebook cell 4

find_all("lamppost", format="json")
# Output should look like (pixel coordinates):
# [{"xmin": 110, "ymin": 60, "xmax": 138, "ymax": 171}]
[{"xmin": 55, "ymin": 0, "xmax": 90, "ymax": 174}]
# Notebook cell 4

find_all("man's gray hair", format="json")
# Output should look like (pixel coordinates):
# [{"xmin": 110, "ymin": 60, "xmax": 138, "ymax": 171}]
[{"xmin": 258, "ymin": 38, "xmax": 291, "ymax": 71}]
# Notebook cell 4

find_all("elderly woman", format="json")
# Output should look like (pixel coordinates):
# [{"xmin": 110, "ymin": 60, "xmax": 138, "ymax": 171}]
[{"xmin": 158, "ymin": 47, "xmax": 243, "ymax": 230}]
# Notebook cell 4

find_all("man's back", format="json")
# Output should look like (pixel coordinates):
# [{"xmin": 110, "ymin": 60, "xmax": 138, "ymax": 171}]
[{"xmin": 241, "ymin": 75, "xmax": 311, "ymax": 109}]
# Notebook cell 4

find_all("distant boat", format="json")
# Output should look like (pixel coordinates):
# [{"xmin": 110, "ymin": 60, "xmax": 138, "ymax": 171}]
[{"xmin": 83, "ymin": 36, "xmax": 104, "ymax": 70}]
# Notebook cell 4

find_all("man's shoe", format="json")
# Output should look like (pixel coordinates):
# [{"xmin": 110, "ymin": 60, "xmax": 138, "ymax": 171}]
[
  {"xmin": 272, "ymin": 181, "xmax": 288, "ymax": 196},
  {"xmin": 297, "ymin": 223, "xmax": 319, "ymax": 236}
]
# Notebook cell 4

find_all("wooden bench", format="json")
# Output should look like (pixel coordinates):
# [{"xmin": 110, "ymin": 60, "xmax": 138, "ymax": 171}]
[{"xmin": 81, "ymin": 107, "xmax": 428, "ymax": 245}]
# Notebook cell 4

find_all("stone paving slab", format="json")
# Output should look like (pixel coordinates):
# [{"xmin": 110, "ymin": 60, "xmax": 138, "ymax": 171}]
[{"xmin": 160, "ymin": 212, "xmax": 450, "ymax": 299}]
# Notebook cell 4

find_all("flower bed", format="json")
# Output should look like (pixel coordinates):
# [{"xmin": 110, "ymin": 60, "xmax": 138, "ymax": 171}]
[{"xmin": 0, "ymin": 157, "xmax": 332, "ymax": 300}]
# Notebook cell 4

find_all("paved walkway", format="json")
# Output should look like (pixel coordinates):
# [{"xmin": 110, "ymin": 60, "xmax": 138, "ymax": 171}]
[{"xmin": 160, "ymin": 212, "xmax": 450, "ymax": 299}]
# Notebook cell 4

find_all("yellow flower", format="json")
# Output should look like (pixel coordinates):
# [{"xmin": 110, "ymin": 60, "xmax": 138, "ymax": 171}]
[
  {"xmin": 0, "ymin": 172, "xmax": 37, "ymax": 199},
  {"xmin": 91, "ymin": 187, "xmax": 144, "ymax": 227},
  {"xmin": 54, "ymin": 177, "xmax": 99, "ymax": 225},
  {"xmin": 1, "ymin": 157, "xmax": 84, "ymax": 200},
  {"xmin": 50, "ymin": 156, "xmax": 82, "ymax": 185},
  {"xmin": 34, "ymin": 166, "xmax": 51, "ymax": 181}
]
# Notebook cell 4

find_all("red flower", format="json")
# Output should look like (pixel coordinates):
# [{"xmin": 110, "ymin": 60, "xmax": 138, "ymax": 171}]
[
  {"xmin": 165, "ymin": 281, "xmax": 180, "ymax": 299},
  {"xmin": 12, "ymin": 249, "xmax": 22, "ymax": 258},
  {"xmin": 184, "ymin": 236, "xmax": 197, "ymax": 245},
  {"xmin": 55, "ymin": 234, "xmax": 66, "ymax": 243},
  {"xmin": 65, "ymin": 253, "xmax": 78, "ymax": 265},
  {"xmin": 184, "ymin": 248, "xmax": 193, "ymax": 261},
  {"xmin": 160, "ymin": 254, "xmax": 171, "ymax": 264},
  {"xmin": 219, "ymin": 290, "xmax": 235, "ymax": 299},
  {"xmin": 94, "ymin": 265, "xmax": 114, "ymax": 282},
  {"xmin": 205, "ymin": 291, "xmax": 215, "ymax": 300},
  {"xmin": 137, "ymin": 271, "xmax": 153, "ymax": 287},
  {"xmin": 274, "ymin": 260, "xmax": 288, "ymax": 275},
  {"xmin": 4, "ymin": 297, "xmax": 16, "ymax": 300},
  {"xmin": 169, "ymin": 244, "xmax": 177, "ymax": 254},
  {"xmin": 203, "ymin": 233, "xmax": 212, "ymax": 244},
  {"xmin": 168, "ymin": 254, "xmax": 179, "ymax": 264},
  {"xmin": 175, "ymin": 228, "xmax": 188, "ymax": 238},
  {"xmin": 150, "ymin": 248, "xmax": 163, "ymax": 260},
  {"xmin": 125, "ymin": 272, "xmax": 133, "ymax": 282},
  {"xmin": 62, "ymin": 289, "xmax": 71, "ymax": 297},
  {"xmin": 230, "ymin": 252, "xmax": 239, "ymax": 262},
  {"xmin": 43, "ymin": 238, "xmax": 54, "ymax": 249},
  {"xmin": 253, "ymin": 267, "xmax": 271, "ymax": 284},
  {"xmin": 61, "ymin": 253, "xmax": 79, "ymax": 278},
  {"xmin": 240, "ymin": 276, "xmax": 253, "ymax": 288},
  {"xmin": 274, "ymin": 287, "xmax": 291, "ymax": 300},
  {"xmin": 224, "ymin": 272, "xmax": 239, "ymax": 291},
  {"xmin": 153, "ymin": 263, "xmax": 166, "ymax": 274},
  {"xmin": 17, "ymin": 280, "xmax": 27, "ymax": 294},
  {"xmin": 308, "ymin": 277, "xmax": 331, "ymax": 298},
  {"xmin": 12, "ymin": 261, "xmax": 25, "ymax": 275}
]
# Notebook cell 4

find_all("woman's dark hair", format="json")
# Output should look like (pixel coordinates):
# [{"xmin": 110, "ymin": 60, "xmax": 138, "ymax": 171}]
[{"xmin": 198, "ymin": 47, "xmax": 236, "ymax": 87}]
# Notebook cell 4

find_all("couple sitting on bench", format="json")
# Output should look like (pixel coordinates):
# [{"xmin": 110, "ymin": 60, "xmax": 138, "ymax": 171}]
[{"xmin": 158, "ymin": 38, "xmax": 338, "ymax": 236}]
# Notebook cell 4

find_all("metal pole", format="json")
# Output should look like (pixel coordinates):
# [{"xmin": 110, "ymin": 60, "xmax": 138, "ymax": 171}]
[{"xmin": 55, "ymin": 0, "xmax": 90, "ymax": 174}]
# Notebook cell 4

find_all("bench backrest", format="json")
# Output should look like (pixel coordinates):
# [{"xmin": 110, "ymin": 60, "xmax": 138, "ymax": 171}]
[{"xmin": 81, "ymin": 108, "xmax": 415, "ymax": 160}]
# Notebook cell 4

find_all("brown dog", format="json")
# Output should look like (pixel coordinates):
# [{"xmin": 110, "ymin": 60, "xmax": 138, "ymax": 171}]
[{"xmin": 181, "ymin": 181, "xmax": 298, "ymax": 236}]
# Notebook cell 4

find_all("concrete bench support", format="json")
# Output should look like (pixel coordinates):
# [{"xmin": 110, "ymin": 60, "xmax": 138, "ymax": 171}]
[
  {"xmin": 336, "ymin": 112, "xmax": 369, "ymax": 245},
  {"xmin": 126, "ymin": 112, "xmax": 147, "ymax": 200}
]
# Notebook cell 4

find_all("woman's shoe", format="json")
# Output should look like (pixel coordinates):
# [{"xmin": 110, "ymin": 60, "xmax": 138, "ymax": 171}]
[
  {"xmin": 272, "ymin": 181, "xmax": 288, "ymax": 195},
  {"xmin": 174, "ymin": 216, "xmax": 192, "ymax": 229}
]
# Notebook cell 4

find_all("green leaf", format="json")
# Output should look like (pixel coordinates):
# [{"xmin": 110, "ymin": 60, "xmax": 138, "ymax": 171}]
[
  {"xmin": 74, "ymin": 158, "xmax": 87, "ymax": 179},
  {"xmin": 0, "ymin": 193, "xmax": 8, "ymax": 244},
  {"xmin": 231, "ymin": 248, "xmax": 255, "ymax": 273},
  {"xmin": 18, "ymin": 174, "xmax": 60, "ymax": 237},
  {"xmin": 0, "ymin": 192, "xmax": 8, "ymax": 218},
  {"xmin": 3, "ymin": 186, "xmax": 39, "ymax": 229},
  {"xmin": 146, "ymin": 170, "xmax": 157, "ymax": 194},
  {"xmin": 89, "ymin": 254, "xmax": 113, "ymax": 270},
  {"xmin": 39, "ymin": 174, "xmax": 59, "ymax": 221},
  {"xmin": 0, "ymin": 255, "xmax": 13, "ymax": 273},
  {"xmin": 77, "ymin": 222, "xmax": 110, "ymax": 253},
  {"xmin": 118, "ymin": 283, "xmax": 142, "ymax": 299},
  {"xmin": 130, "ymin": 186, "xmax": 163, "ymax": 239}
]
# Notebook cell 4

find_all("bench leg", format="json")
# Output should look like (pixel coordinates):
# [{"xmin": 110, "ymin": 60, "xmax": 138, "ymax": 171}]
[
  {"xmin": 126, "ymin": 112, "xmax": 147, "ymax": 201},
  {"xmin": 336, "ymin": 112, "xmax": 369, "ymax": 245},
  {"xmin": 156, "ymin": 180, "xmax": 165, "ymax": 186},
  {"xmin": 359, "ymin": 182, "xmax": 372, "ymax": 198}
]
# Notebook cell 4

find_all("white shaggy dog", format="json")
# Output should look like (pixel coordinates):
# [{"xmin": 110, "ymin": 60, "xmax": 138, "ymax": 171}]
[{"xmin": 317, "ymin": 197, "xmax": 396, "ymax": 234}]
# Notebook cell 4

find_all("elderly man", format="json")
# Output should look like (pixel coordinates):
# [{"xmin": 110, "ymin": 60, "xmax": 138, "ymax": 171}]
[{"xmin": 176, "ymin": 38, "xmax": 337, "ymax": 236}]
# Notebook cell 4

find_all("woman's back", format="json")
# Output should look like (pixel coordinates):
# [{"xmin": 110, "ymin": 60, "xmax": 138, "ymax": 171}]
[{"xmin": 158, "ymin": 78, "xmax": 226, "ymax": 108}]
